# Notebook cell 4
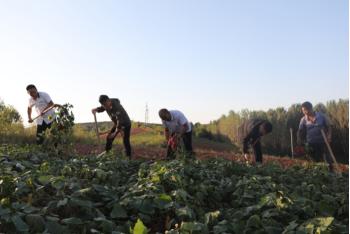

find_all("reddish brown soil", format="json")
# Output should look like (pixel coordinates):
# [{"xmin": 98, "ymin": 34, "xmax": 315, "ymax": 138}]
[{"xmin": 74, "ymin": 143, "xmax": 348, "ymax": 173}]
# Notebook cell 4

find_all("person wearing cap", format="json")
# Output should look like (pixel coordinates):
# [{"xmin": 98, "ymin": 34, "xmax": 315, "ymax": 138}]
[
  {"xmin": 92, "ymin": 95, "xmax": 132, "ymax": 158},
  {"xmin": 297, "ymin": 101, "xmax": 333, "ymax": 171},
  {"xmin": 158, "ymin": 108, "xmax": 194, "ymax": 159},
  {"xmin": 237, "ymin": 118, "xmax": 273, "ymax": 164},
  {"xmin": 27, "ymin": 84, "xmax": 57, "ymax": 144}
]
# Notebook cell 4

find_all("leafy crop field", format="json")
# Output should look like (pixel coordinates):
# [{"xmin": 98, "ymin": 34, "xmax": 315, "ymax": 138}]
[{"xmin": 0, "ymin": 144, "xmax": 348, "ymax": 234}]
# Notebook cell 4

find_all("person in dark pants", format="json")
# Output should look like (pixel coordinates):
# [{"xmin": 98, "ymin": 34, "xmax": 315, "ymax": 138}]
[
  {"xmin": 159, "ymin": 109, "xmax": 194, "ymax": 159},
  {"xmin": 27, "ymin": 84, "xmax": 57, "ymax": 144},
  {"xmin": 92, "ymin": 95, "xmax": 132, "ymax": 158},
  {"xmin": 238, "ymin": 119, "xmax": 273, "ymax": 164},
  {"xmin": 297, "ymin": 101, "xmax": 333, "ymax": 172}
]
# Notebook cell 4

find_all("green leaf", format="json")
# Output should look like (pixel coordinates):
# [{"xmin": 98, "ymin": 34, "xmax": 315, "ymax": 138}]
[
  {"xmin": 51, "ymin": 177, "xmax": 65, "ymax": 190},
  {"xmin": 158, "ymin": 193, "xmax": 172, "ymax": 202},
  {"xmin": 0, "ymin": 207, "xmax": 11, "ymax": 216},
  {"xmin": 264, "ymin": 226, "xmax": 283, "ymax": 234},
  {"xmin": 298, "ymin": 217, "xmax": 334, "ymax": 232},
  {"xmin": 57, "ymin": 198, "xmax": 68, "ymax": 207},
  {"xmin": 246, "ymin": 215, "xmax": 261, "ymax": 228},
  {"xmin": 213, "ymin": 220, "xmax": 233, "ymax": 234},
  {"xmin": 176, "ymin": 206, "xmax": 195, "ymax": 220},
  {"xmin": 180, "ymin": 222, "xmax": 209, "ymax": 233},
  {"xmin": 100, "ymin": 219, "xmax": 115, "ymax": 233},
  {"xmin": 138, "ymin": 199, "xmax": 155, "ymax": 215},
  {"xmin": 318, "ymin": 200, "xmax": 337, "ymax": 216},
  {"xmin": 204, "ymin": 210, "xmax": 220, "ymax": 226},
  {"xmin": 70, "ymin": 198, "xmax": 93, "ymax": 208},
  {"xmin": 11, "ymin": 202, "xmax": 26, "ymax": 210},
  {"xmin": 25, "ymin": 214, "xmax": 45, "ymax": 232},
  {"xmin": 45, "ymin": 220, "xmax": 70, "ymax": 234},
  {"xmin": 22, "ymin": 205, "xmax": 39, "ymax": 214},
  {"xmin": 37, "ymin": 175, "xmax": 53, "ymax": 185},
  {"xmin": 110, "ymin": 204, "xmax": 128, "ymax": 219},
  {"xmin": 133, "ymin": 218, "xmax": 148, "ymax": 234},
  {"xmin": 11, "ymin": 215, "xmax": 29, "ymax": 232},
  {"xmin": 62, "ymin": 217, "xmax": 83, "ymax": 225},
  {"xmin": 72, "ymin": 187, "xmax": 92, "ymax": 197},
  {"xmin": 241, "ymin": 205, "xmax": 260, "ymax": 217},
  {"xmin": 259, "ymin": 193, "xmax": 275, "ymax": 207},
  {"xmin": 155, "ymin": 194, "xmax": 173, "ymax": 209}
]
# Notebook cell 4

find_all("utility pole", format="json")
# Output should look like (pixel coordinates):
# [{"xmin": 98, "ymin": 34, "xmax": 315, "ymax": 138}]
[{"xmin": 145, "ymin": 103, "xmax": 149, "ymax": 126}]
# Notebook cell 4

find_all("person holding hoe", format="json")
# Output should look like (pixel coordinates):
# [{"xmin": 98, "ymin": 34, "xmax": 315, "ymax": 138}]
[
  {"xmin": 297, "ymin": 101, "xmax": 334, "ymax": 172},
  {"xmin": 92, "ymin": 95, "xmax": 132, "ymax": 159},
  {"xmin": 237, "ymin": 118, "xmax": 273, "ymax": 164},
  {"xmin": 158, "ymin": 108, "xmax": 194, "ymax": 159},
  {"xmin": 27, "ymin": 84, "xmax": 60, "ymax": 144}
]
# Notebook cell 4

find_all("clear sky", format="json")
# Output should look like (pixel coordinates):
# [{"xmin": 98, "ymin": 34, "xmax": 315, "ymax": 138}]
[{"xmin": 0, "ymin": 0, "xmax": 348, "ymax": 125}]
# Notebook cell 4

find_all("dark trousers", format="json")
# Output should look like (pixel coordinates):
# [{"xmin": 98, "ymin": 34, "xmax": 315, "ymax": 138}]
[
  {"xmin": 308, "ymin": 142, "xmax": 333, "ymax": 171},
  {"xmin": 252, "ymin": 141, "xmax": 263, "ymax": 163},
  {"xmin": 167, "ymin": 131, "xmax": 193, "ymax": 159},
  {"xmin": 36, "ymin": 122, "xmax": 52, "ymax": 144},
  {"xmin": 105, "ymin": 125, "xmax": 132, "ymax": 158}
]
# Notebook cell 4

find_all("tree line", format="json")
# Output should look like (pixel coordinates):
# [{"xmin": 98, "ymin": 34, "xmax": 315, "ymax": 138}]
[{"xmin": 194, "ymin": 99, "xmax": 349, "ymax": 163}]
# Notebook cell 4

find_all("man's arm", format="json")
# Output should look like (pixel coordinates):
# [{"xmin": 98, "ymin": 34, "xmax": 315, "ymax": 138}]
[
  {"xmin": 242, "ymin": 127, "xmax": 259, "ymax": 154},
  {"xmin": 92, "ymin": 106, "xmax": 105, "ymax": 115},
  {"xmin": 111, "ymin": 116, "xmax": 121, "ymax": 131},
  {"xmin": 164, "ymin": 128, "xmax": 170, "ymax": 140},
  {"xmin": 242, "ymin": 135, "xmax": 250, "ymax": 154},
  {"xmin": 41, "ymin": 101, "xmax": 54, "ymax": 115},
  {"xmin": 27, "ymin": 107, "xmax": 33, "ymax": 123}
]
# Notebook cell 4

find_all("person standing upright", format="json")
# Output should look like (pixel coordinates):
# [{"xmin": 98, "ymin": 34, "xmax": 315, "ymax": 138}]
[{"xmin": 297, "ymin": 101, "xmax": 333, "ymax": 171}]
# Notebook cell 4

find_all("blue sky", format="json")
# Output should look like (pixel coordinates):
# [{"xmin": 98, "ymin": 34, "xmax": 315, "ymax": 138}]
[{"xmin": 0, "ymin": 0, "xmax": 348, "ymax": 125}]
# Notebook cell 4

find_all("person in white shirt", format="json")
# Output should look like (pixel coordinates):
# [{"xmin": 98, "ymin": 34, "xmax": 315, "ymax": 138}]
[
  {"xmin": 27, "ymin": 84, "xmax": 56, "ymax": 144},
  {"xmin": 159, "ymin": 108, "xmax": 194, "ymax": 159}
]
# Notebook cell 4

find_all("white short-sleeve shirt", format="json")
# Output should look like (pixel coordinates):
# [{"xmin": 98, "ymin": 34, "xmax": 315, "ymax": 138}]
[
  {"xmin": 162, "ymin": 110, "xmax": 191, "ymax": 134},
  {"xmin": 28, "ymin": 92, "xmax": 55, "ymax": 125}
]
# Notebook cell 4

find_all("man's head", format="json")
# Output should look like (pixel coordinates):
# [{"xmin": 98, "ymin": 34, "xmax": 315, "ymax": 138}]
[
  {"xmin": 99, "ymin": 95, "xmax": 112, "ymax": 110},
  {"xmin": 259, "ymin": 121, "xmax": 273, "ymax": 136},
  {"xmin": 159, "ymin": 108, "xmax": 171, "ymax": 121},
  {"xmin": 26, "ymin": 84, "xmax": 38, "ymax": 99},
  {"xmin": 301, "ymin": 101, "xmax": 313, "ymax": 116}
]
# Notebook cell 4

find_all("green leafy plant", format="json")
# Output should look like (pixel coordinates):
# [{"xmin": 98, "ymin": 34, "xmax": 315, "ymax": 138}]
[{"xmin": 44, "ymin": 103, "xmax": 75, "ymax": 155}]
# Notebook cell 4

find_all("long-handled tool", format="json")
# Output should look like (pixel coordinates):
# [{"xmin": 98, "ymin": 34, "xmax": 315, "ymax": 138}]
[
  {"xmin": 320, "ymin": 129, "xmax": 340, "ymax": 174},
  {"xmin": 93, "ymin": 113, "xmax": 100, "ymax": 143},
  {"xmin": 96, "ymin": 129, "xmax": 121, "ymax": 158},
  {"xmin": 93, "ymin": 113, "xmax": 107, "ymax": 157},
  {"xmin": 32, "ymin": 105, "xmax": 56, "ymax": 121},
  {"xmin": 290, "ymin": 128, "xmax": 294, "ymax": 159},
  {"xmin": 97, "ymin": 150, "xmax": 106, "ymax": 158}
]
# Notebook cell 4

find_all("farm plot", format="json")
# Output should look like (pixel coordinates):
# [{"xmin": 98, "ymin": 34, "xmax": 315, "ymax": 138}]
[{"xmin": 0, "ymin": 145, "xmax": 348, "ymax": 233}]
